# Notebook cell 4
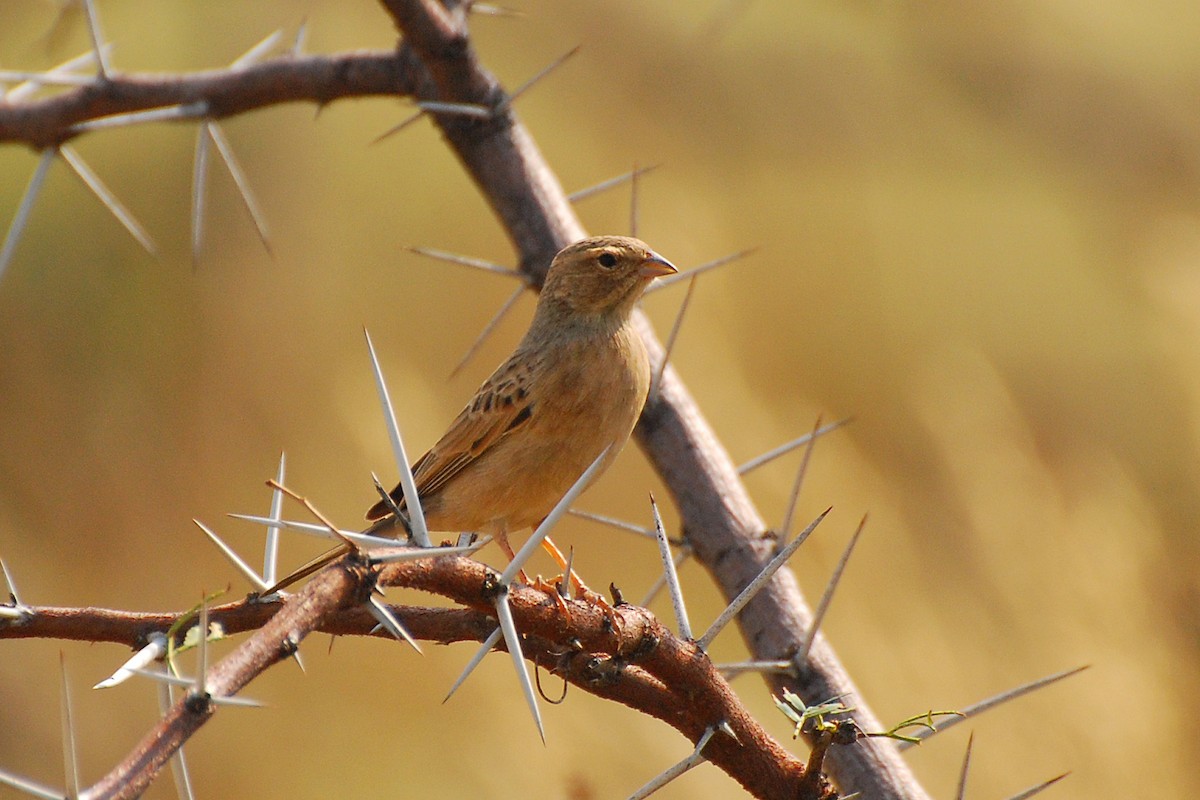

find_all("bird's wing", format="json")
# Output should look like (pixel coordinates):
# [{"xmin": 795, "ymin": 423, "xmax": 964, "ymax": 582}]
[{"xmin": 365, "ymin": 357, "xmax": 536, "ymax": 521}]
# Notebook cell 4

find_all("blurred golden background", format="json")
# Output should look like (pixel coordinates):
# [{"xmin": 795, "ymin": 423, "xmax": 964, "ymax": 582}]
[{"xmin": 2, "ymin": 1, "xmax": 1198, "ymax": 797}]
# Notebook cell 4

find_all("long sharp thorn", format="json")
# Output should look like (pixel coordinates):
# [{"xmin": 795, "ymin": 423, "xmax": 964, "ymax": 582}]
[
  {"xmin": 629, "ymin": 161, "xmax": 640, "ymax": 238},
  {"xmin": 371, "ymin": 110, "xmax": 426, "ymax": 144},
  {"xmin": 500, "ymin": 448, "xmax": 610, "ymax": 587},
  {"xmin": 416, "ymin": 100, "xmax": 491, "ymax": 118},
  {"xmin": 737, "ymin": 418, "xmax": 852, "ymax": 474},
  {"xmin": 370, "ymin": 471, "xmax": 405, "ymax": 522},
  {"xmin": 5, "ymin": 48, "xmax": 104, "ymax": 103},
  {"xmin": 406, "ymin": 246, "xmax": 522, "ymax": 279},
  {"xmin": 208, "ymin": 123, "xmax": 273, "ymax": 256},
  {"xmin": 717, "ymin": 660, "xmax": 794, "ymax": 679},
  {"xmin": 210, "ymin": 695, "xmax": 264, "ymax": 708},
  {"xmin": 568, "ymin": 508, "xmax": 656, "ymax": 539},
  {"xmin": 626, "ymin": 725, "xmax": 717, "ymax": 800},
  {"xmin": 132, "ymin": 668, "xmax": 192, "ymax": 687},
  {"xmin": 1, "ymin": 557, "xmax": 23, "ymax": 606},
  {"xmin": 0, "ymin": 70, "xmax": 96, "ymax": 87},
  {"xmin": 897, "ymin": 665, "xmax": 1090, "ymax": 750},
  {"xmin": 263, "ymin": 453, "xmax": 286, "ymax": 586},
  {"xmin": 363, "ymin": 327, "xmax": 430, "ymax": 546},
  {"xmin": 229, "ymin": 513, "xmax": 407, "ymax": 549},
  {"xmin": 779, "ymin": 415, "xmax": 823, "ymax": 541},
  {"xmin": 69, "ymin": 101, "xmax": 208, "ymax": 134},
  {"xmin": 291, "ymin": 19, "xmax": 309, "ymax": 57},
  {"xmin": 450, "ymin": 285, "xmax": 524, "ymax": 378},
  {"xmin": 374, "ymin": 103, "xmax": 492, "ymax": 146},
  {"xmin": 0, "ymin": 148, "xmax": 56, "ymax": 284},
  {"xmin": 1004, "ymin": 772, "xmax": 1071, "ymax": 800},
  {"xmin": 156, "ymin": 671, "xmax": 177, "ymax": 729},
  {"xmin": 366, "ymin": 596, "xmax": 422, "ymax": 653},
  {"xmin": 568, "ymin": 164, "xmax": 660, "ymax": 203},
  {"xmin": 60, "ymin": 145, "xmax": 157, "ymax": 255},
  {"xmin": 796, "ymin": 514, "xmax": 866, "ymax": 664},
  {"xmin": 265, "ymin": 480, "xmax": 356, "ymax": 549},
  {"xmin": 506, "ymin": 45, "xmax": 579, "ymax": 105},
  {"xmin": 638, "ymin": 545, "xmax": 692, "ymax": 608},
  {"xmin": 955, "ymin": 732, "xmax": 974, "ymax": 800},
  {"xmin": 157, "ymin": 664, "xmax": 196, "ymax": 800},
  {"xmin": 230, "ymin": 29, "xmax": 283, "ymax": 68},
  {"xmin": 154, "ymin": 663, "xmax": 172, "ymax": 707},
  {"xmin": 470, "ymin": 3, "xmax": 525, "ymax": 16},
  {"xmin": 81, "ymin": 0, "xmax": 111, "ymax": 79},
  {"xmin": 170, "ymin": 739, "xmax": 196, "ymax": 800},
  {"xmin": 139, "ymin": 673, "xmax": 258, "ymax": 706},
  {"xmin": 648, "ymin": 274, "xmax": 698, "ymax": 403},
  {"xmin": 94, "ymin": 635, "xmax": 168, "ymax": 689},
  {"xmin": 645, "ymin": 247, "xmax": 758, "ymax": 294},
  {"xmin": 650, "ymin": 494, "xmax": 691, "ymax": 639},
  {"xmin": 59, "ymin": 653, "xmax": 80, "ymax": 799},
  {"xmin": 697, "ymin": 508, "xmax": 829, "ymax": 651},
  {"xmin": 194, "ymin": 519, "xmax": 269, "ymax": 591},
  {"xmin": 0, "ymin": 768, "xmax": 62, "ymax": 800},
  {"xmin": 445, "ymin": 626, "xmax": 502, "ymax": 702},
  {"xmin": 494, "ymin": 593, "xmax": 544, "ymax": 743},
  {"xmin": 191, "ymin": 123, "xmax": 211, "ymax": 270},
  {"xmin": 369, "ymin": 539, "xmax": 487, "ymax": 564}
]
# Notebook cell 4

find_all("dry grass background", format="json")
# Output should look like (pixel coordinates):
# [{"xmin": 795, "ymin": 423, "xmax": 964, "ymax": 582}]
[{"xmin": 2, "ymin": 2, "xmax": 1198, "ymax": 798}]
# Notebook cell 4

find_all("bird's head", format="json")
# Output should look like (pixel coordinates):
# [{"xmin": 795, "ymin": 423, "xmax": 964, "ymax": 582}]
[{"xmin": 539, "ymin": 235, "xmax": 677, "ymax": 322}]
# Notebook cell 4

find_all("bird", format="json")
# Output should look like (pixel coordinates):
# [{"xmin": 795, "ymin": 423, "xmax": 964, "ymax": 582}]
[{"xmin": 365, "ymin": 235, "xmax": 677, "ymax": 564}]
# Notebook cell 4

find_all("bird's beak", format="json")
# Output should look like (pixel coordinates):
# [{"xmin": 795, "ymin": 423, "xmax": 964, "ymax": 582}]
[{"xmin": 639, "ymin": 252, "xmax": 678, "ymax": 279}]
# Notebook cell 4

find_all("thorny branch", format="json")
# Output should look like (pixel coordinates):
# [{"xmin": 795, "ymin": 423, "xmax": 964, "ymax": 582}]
[
  {"xmin": 0, "ymin": 52, "xmax": 414, "ymax": 149},
  {"xmin": 2, "ymin": 550, "xmax": 830, "ymax": 800},
  {"xmin": 1, "ymin": 1, "xmax": 931, "ymax": 798}
]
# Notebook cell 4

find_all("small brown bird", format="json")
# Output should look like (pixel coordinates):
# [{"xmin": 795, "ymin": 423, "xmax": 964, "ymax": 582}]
[{"xmin": 366, "ymin": 235, "xmax": 677, "ymax": 560}]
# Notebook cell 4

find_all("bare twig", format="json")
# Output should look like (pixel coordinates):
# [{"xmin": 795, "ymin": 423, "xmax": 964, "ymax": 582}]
[{"xmin": 0, "ymin": 52, "xmax": 416, "ymax": 148}]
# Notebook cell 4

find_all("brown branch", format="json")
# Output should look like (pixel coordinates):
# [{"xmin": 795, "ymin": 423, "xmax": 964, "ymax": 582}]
[
  {"xmin": 5, "ymin": 548, "xmax": 832, "ymax": 800},
  {"xmin": 381, "ymin": 556, "xmax": 828, "ymax": 799},
  {"xmin": 0, "ymin": 51, "xmax": 414, "ymax": 149},
  {"xmin": 0, "ymin": 598, "xmax": 494, "ymax": 648},
  {"xmin": 84, "ymin": 555, "xmax": 372, "ymax": 800}
]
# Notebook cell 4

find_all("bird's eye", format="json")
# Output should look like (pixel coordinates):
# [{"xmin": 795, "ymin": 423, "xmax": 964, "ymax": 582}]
[{"xmin": 597, "ymin": 252, "xmax": 618, "ymax": 269}]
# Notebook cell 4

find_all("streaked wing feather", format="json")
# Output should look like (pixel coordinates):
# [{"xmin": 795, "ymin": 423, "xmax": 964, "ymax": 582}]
[{"xmin": 366, "ymin": 357, "xmax": 535, "ymax": 520}]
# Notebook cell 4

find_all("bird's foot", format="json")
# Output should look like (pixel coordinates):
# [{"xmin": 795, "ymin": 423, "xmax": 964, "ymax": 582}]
[{"xmin": 533, "ymin": 536, "xmax": 624, "ymax": 634}]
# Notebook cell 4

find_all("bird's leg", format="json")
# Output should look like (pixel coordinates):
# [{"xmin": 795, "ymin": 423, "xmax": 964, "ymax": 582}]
[
  {"xmin": 495, "ymin": 527, "xmax": 532, "ymax": 585},
  {"xmin": 530, "ymin": 536, "xmax": 577, "ymax": 620}
]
